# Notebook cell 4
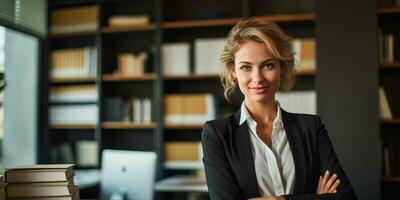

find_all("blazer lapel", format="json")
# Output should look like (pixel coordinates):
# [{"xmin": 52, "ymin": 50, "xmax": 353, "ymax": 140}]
[
  {"xmin": 233, "ymin": 110, "xmax": 260, "ymax": 197},
  {"xmin": 281, "ymin": 109, "xmax": 307, "ymax": 194}
]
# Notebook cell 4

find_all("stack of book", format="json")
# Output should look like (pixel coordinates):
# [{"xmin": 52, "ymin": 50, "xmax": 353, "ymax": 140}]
[
  {"xmin": 292, "ymin": 38, "xmax": 316, "ymax": 71},
  {"xmin": 0, "ymin": 175, "xmax": 5, "ymax": 200},
  {"xmin": 5, "ymin": 164, "xmax": 79, "ymax": 200},
  {"xmin": 164, "ymin": 94, "xmax": 216, "ymax": 125}
]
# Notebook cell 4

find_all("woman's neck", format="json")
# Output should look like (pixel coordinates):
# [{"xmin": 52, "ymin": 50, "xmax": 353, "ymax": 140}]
[{"xmin": 244, "ymin": 99, "xmax": 277, "ymax": 124}]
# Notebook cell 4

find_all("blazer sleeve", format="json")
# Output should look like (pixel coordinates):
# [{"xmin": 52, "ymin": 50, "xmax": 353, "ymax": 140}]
[
  {"xmin": 201, "ymin": 121, "xmax": 244, "ymax": 200},
  {"xmin": 282, "ymin": 116, "xmax": 357, "ymax": 200}
]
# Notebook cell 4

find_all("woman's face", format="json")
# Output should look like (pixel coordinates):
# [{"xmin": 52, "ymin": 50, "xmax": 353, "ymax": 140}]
[{"xmin": 232, "ymin": 40, "xmax": 281, "ymax": 104}]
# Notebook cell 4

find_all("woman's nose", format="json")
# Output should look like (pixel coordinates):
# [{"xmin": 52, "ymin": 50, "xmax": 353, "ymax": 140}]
[{"xmin": 251, "ymin": 69, "xmax": 263, "ymax": 83}]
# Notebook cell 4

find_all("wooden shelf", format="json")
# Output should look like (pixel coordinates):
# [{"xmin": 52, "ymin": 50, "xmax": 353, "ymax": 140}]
[
  {"xmin": 164, "ymin": 124, "xmax": 204, "ymax": 129},
  {"xmin": 252, "ymin": 13, "xmax": 315, "ymax": 23},
  {"xmin": 163, "ymin": 18, "xmax": 240, "ymax": 29},
  {"xmin": 162, "ymin": 14, "xmax": 315, "ymax": 29},
  {"xmin": 102, "ymin": 73, "xmax": 156, "ymax": 81},
  {"xmin": 50, "ymin": 30, "xmax": 96, "ymax": 38},
  {"xmin": 379, "ymin": 7, "xmax": 400, "ymax": 15},
  {"xmin": 50, "ymin": 124, "xmax": 96, "ymax": 129},
  {"xmin": 101, "ymin": 24, "xmax": 156, "ymax": 33},
  {"xmin": 381, "ymin": 118, "xmax": 400, "ymax": 124},
  {"xmin": 382, "ymin": 176, "xmax": 400, "ymax": 182},
  {"xmin": 380, "ymin": 63, "xmax": 400, "ymax": 69},
  {"xmin": 102, "ymin": 122, "xmax": 156, "ymax": 129},
  {"xmin": 164, "ymin": 74, "xmax": 219, "ymax": 80},
  {"xmin": 50, "ymin": 0, "xmax": 97, "ymax": 8},
  {"xmin": 162, "ymin": 68, "xmax": 315, "ymax": 80},
  {"xmin": 50, "ymin": 77, "xmax": 96, "ymax": 84},
  {"xmin": 295, "ymin": 68, "xmax": 316, "ymax": 76}
]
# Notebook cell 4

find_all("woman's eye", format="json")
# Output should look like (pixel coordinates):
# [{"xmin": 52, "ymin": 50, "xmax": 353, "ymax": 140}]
[
  {"xmin": 264, "ymin": 63, "xmax": 275, "ymax": 69},
  {"xmin": 240, "ymin": 65, "xmax": 251, "ymax": 71}
]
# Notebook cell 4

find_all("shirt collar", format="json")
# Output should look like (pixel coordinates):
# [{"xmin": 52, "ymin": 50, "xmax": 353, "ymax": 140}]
[{"xmin": 239, "ymin": 101, "xmax": 284, "ymax": 129}]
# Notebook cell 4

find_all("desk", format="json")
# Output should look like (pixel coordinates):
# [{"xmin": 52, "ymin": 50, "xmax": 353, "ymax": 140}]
[
  {"xmin": 155, "ymin": 175, "xmax": 207, "ymax": 193},
  {"xmin": 74, "ymin": 169, "xmax": 101, "ymax": 189}
]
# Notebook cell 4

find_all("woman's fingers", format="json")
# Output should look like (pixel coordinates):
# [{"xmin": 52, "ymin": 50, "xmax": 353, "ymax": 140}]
[
  {"xmin": 321, "ymin": 170, "xmax": 330, "ymax": 192},
  {"xmin": 316, "ymin": 170, "xmax": 340, "ymax": 194},
  {"xmin": 323, "ymin": 173, "xmax": 337, "ymax": 192},
  {"xmin": 317, "ymin": 176, "xmax": 322, "ymax": 193},
  {"xmin": 328, "ymin": 179, "xmax": 340, "ymax": 193}
]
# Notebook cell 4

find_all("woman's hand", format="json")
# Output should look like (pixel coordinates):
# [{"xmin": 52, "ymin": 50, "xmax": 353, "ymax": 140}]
[{"xmin": 317, "ymin": 170, "xmax": 340, "ymax": 194}]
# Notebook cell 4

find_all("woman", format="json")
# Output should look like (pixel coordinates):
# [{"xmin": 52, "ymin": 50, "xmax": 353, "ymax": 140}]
[{"xmin": 201, "ymin": 19, "xmax": 357, "ymax": 200}]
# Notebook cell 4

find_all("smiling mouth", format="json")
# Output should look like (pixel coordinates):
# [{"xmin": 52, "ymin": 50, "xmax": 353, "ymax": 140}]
[{"xmin": 249, "ymin": 86, "xmax": 269, "ymax": 93}]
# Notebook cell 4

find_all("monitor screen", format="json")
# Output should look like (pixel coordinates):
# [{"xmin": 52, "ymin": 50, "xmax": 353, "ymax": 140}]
[{"xmin": 100, "ymin": 149, "xmax": 157, "ymax": 200}]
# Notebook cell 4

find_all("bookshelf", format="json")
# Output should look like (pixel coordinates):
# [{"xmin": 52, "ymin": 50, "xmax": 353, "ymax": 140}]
[
  {"xmin": 378, "ymin": 4, "xmax": 400, "ymax": 199},
  {"xmin": 43, "ymin": 0, "xmax": 317, "ymax": 198}
]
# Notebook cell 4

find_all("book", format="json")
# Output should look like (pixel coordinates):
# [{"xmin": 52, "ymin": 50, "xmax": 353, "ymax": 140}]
[
  {"xmin": 103, "ymin": 97, "xmax": 124, "ymax": 122},
  {"xmin": 5, "ymin": 164, "xmax": 74, "ymax": 183},
  {"xmin": 50, "ymin": 85, "xmax": 98, "ymax": 103},
  {"xmin": 379, "ymin": 87, "xmax": 393, "ymax": 119},
  {"xmin": 164, "ymin": 94, "xmax": 216, "ymax": 124},
  {"xmin": 292, "ymin": 38, "xmax": 316, "ymax": 70},
  {"xmin": 50, "ymin": 47, "xmax": 97, "ymax": 79},
  {"xmin": 50, "ymin": 104, "xmax": 99, "ymax": 125},
  {"xmin": 76, "ymin": 140, "xmax": 98, "ymax": 167},
  {"xmin": 6, "ymin": 178, "xmax": 74, "ymax": 197},
  {"xmin": 8, "ymin": 186, "xmax": 79, "ymax": 200},
  {"xmin": 108, "ymin": 15, "xmax": 150, "ymax": 27},
  {"xmin": 164, "ymin": 142, "xmax": 202, "ymax": 162},
  {"xmin": 275, "ymin": 91, "xmax": 317, "ymax": 115},
  {"xmin": 162, "ymin": 43, "xmax": 190, "ymax": 75},
  {"xmin": 194, "ymin": 38, "xmax": 226, "ymax": 75}
]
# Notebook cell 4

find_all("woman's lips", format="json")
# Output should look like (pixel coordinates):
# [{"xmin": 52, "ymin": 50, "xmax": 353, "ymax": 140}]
[{"xmin": 249, "ymin": 86, "xmax": 268, "ymax": 94}]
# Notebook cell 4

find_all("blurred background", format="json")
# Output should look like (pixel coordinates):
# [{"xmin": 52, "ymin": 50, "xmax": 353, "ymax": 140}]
[{"xmin": 0, "ymin": 0, "xmax": 398, "ymax": 199}]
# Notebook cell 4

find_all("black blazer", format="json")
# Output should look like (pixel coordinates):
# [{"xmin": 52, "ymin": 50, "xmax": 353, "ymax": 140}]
[{"xmin": 201, "ymin": 108, "xmax": 357, "ymax": 200}]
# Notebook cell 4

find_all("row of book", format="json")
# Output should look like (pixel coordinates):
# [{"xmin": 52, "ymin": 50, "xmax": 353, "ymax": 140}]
[
  {"xmin": 4, "ymin": 164, "xmax": 78, "ymax": 199},
  {"xmin": 51, "ymin": 47, "xmax": 97, "ymax": 79},
  {"xmin": 50, "ymin": 85, "xmax": 98, "ymax": 103},
  {"xmin": 383, "ymin": 141, "xmax": 400, "ymax": 176},
  {"xmin": 162, "ymin": 38, "xmax": 225, "ymax": 75},
  {"xmin": 49, "ymin": 37, "xmax": 315, "ymax": 79},
  {"xmin": 378, "ymin": 31, "xmax": 400, "ymax": 63},
  {"xmin": 51, "ymin": 6, "xmax": 151, "ymax": 34},
  {"xmin": 164, "ymin": 142, "xmax": 203, "ymax": 169},
  {"xmin": 51, "ymin": 141, "xmax": 99, "ymax": 168},
  {"xmin": 162, "ymin": 38, "xmax": 316, "ymax": 75},
  {"xmin": 103, "ymin": 97, "xmax": 152, "ymax": 124},
  {"xmin": 51, "ymin": 5, "xmax": 98, "ymax": 34},
  {"xmin": 50, "ymin": 104, "xmax": 98, "ymax": 125},
  {"xmin": 164, "ymin": 94, "xmax": 216, "ymax": 125},
  {"xmin": 49, "ymin": 90, "xmax": 317, "ymax": 126}
]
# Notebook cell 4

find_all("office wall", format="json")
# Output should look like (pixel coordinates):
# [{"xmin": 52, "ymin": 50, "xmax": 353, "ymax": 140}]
[
  {"xmin": 3, "ymin": 28, "xmax": 38, "ymax": 168},
  {"xmin": 315, "ymin": 0, "xmax": 380, "ymax": 199}
]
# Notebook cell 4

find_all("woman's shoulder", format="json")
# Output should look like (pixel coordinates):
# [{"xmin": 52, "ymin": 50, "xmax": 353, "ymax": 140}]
[
  {"xmin": 281, "ymin": 109, "xmax": 323, "ymax": 128},
  {"xmin": 204, "ymin": 113, "xmax": 237, "ymax": 131}
]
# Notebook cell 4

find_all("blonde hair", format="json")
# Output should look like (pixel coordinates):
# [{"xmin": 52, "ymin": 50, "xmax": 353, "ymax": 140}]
[{"xmin": 220, "ymin": 19, "xmax": 296, "ymax": 101}]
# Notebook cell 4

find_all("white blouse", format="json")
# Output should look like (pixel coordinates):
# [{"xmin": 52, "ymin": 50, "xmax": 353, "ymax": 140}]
[{"xmin": 239, "ymin": 102, "xmax": 295, "ymax": 196}]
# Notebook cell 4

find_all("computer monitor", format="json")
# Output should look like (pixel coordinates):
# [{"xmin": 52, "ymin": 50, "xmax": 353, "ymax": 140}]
[{"xmin": 100, "ymin": 149, "xmax": 157, "ymax": 200}]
